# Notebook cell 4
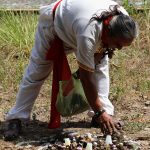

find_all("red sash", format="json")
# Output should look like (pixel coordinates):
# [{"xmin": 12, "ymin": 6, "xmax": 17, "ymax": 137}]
[{"xmin": 47, "ymin": 0, "xmax": 72, "ymax": 129}]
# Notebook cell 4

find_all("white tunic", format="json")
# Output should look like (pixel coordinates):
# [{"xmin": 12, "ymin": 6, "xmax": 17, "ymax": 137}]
[{"xmin": 54, "ymin": 0, "xmax": 128, "ymax": 71}]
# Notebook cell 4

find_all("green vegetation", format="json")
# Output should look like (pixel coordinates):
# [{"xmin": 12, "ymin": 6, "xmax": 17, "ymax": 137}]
[
  {"xmin": 0, "ymin": 11, "xmax": 38, "ymax": 90},
  {"xmin": 0, "ymin": 11, "xmax": 38, "ymax": 58}
]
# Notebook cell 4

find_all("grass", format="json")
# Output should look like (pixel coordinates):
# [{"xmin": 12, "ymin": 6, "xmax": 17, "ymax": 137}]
[
  {"xmin": 124, "ymin": 122, "xmax": 147, "ymax": 133},
  {"xmin": 0, "ymin": 11, "xmax": 38, "ymax": 91},
  {"xmin": 122, "ymin": 113, "xmax": 149, "ymax": 132},
  {"xmin": 0, "ymin": 11, "xmax": 38, "ymax": 58}
]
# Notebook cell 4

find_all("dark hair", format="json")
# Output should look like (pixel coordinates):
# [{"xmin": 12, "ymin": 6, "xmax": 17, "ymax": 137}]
[
  {"xmin": 91, "ymin": 5, "xmax": 139, "ymax": 58},
  {"xmin": 91, "ymin": 5, "xmax": 121, "ymax": 22},
  {"xmin": 109, "ymin": 14, "xmax": 138, "ymax": 39},
  {"xmin": 91, "ymin": 5, "xmax": 138, "ymax": 39}
]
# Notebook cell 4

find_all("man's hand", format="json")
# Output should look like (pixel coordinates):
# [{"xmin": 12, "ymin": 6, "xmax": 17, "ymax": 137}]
[
  {"xmin": 79, "ymin": 67, "xmax": 118, "ymax": 134},
  {"xmin": 97, "ymin": 112, "xmax": 116, "ymax": 135}
]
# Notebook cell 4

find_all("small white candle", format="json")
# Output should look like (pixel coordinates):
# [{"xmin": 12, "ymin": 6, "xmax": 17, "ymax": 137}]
[
  {"xmin": 85, "ymin": 143, "xmax": 92, "ymax": 150},
  {"xmin": 105, "ymin": 135, "xmax": 112, "ymax": 145},
  {"xmin": 64, "ymin": 138, "xmax": 71, "ymax": 146}
]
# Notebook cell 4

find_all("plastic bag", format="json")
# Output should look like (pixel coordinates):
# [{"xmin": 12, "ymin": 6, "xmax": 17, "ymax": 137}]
[{"xmin": 56, "ymin": 72, "xmax": 90, "ymax": 117}]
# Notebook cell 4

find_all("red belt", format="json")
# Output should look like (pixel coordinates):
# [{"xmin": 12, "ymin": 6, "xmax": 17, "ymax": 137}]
[{"xmin": 47, "ymin": 0, "xmax": 72, "ymax": 129}]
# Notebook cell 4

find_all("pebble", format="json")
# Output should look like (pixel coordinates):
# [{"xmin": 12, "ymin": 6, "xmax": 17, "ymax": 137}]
[
  {"xmin": 85, "ymin": 133, "xmax": 92, "ymax": 139},
  {"xmin": 72, "ymin": 137, "xmax": 76, "ymax": 142},
  {"xmin": 112, "ymin": 140, "xmax": 118, "ymax": 145},
  {"xmin": 145, "ymin": 101, "xmax": 150, "ymax": 106},
  {"xmin": 72, "ymin": 142, "xmax": 77, "ymax": 148},
  {"xmin": 117, "ymin": 142, "xmax": 124, "ymax": 150},
  {"xmin": 127, "ymin": 140, "xmax": 140, "ymax": 149},
  {"xmin": 144, "ymin": 126, "xmax": 150, "ymax": 130},
  {"xmin": 112, "ymin": 144, "xmax": 117, "ymax": 149},
  {"xmin": 25, "ymin": 145, "xmax": 32, "ymax": 149},
  {"xmin": 14, "ymin": 131, "xmax": 141, "ymax": 150},
  {"xmin": 15, "ymin": 142, "xmax": 29, "ymax": 147},
  {"xmin": 76, "ymin": 146, "xmax": 82, "ymax": 150},
  {"xmin": 68, "ymin": 131, "xmax": 79, "ymax": 138},
  {"xmin": 37, "ymin": 145, "xmax": 48, "ymax": 150},
  {"xmin": 93, "ymin": 141, "xmax": 98, "ymax": 147},
  {"xmin": 87, "ymin": 111, "xmax": 95, "ymax": 117}
]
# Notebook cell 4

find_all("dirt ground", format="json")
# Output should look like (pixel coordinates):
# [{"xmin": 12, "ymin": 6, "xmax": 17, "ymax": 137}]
[{"xmin": 0, "ymin": 81, "xmax": 150, "ymax": 150}]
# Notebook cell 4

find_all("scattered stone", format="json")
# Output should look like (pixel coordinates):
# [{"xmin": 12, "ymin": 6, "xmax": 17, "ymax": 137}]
[
  {"xmin": 87, "ymin": 111, "xmax": 94, "ymax": 117},
  {"xmin": 15, "ymin": 130, "xmax": 141, "ymax": 150},
  {"xmin": 117, "ymin": 142, "xmax": 124, "ymax": 150},
  {"xmin": 127, "ymin": 140, "xmax": 140, "ymax": 150},
  {"xmin": 76, "ymin": 146, "xmax": 82, "ymax": 150},
  {"xmin": 145, "ymin": 101, "xmax": 150, "ymax": 106},
  {"xmin": 111, "ymin": 144, "xmax": 117, "ymax": 150},
  {"xmin": 15, "ymin": 141, "xmax": 29, "ymax": 147},
  {"xmin": 37, "ymin": 145, "xmax": 47, "ymax": 150},
  {"xmin": 68, "ymin": 131, "xmax": 79, "ymax": 138},
  {"xmin": 85, "ymin": 133, "xmax": 92, "ymax": 139},
  {"xmin": 144, "ymin": 127, "xmax": 150, "ymax": 132},
  {"xmin": 143, "ymin": 96, "xmax": 148, "ymax": 100},
  {"xmin": 25, "ymin": 145, "xmax": 32, "ymax": 149},
  {"xmin": 93, "ymin": 141, "xmax": 98, "ymax": 147}
]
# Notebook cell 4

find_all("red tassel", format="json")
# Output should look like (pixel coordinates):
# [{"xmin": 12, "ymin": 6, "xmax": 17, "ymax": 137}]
[
  {"xmin": 103, "ymin": 16, "xmax": 113, "ymax": 26},
  {"xmin": 47, "ymin": 37, "xmax": 71, "ymax": 129}
]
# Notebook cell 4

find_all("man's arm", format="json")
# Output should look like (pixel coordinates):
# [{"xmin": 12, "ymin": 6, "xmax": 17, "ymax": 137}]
[
  {"xmin": 79, "ymin": 67, "xmax": 116, "ymax": 134},
  {"xmin": 79, "ymin": 67, "xmax": 103, "ymax": 112}
]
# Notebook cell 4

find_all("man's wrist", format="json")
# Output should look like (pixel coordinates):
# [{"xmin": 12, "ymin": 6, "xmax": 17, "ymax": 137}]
[{"xmin": 94, "ymin": 109, "xmax": 106, "ymax": 118}]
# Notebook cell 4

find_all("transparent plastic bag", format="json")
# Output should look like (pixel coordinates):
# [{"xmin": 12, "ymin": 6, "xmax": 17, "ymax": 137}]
[{"xmin": 56, "ymin": 72, "xmax": 90, "ymax": 117}]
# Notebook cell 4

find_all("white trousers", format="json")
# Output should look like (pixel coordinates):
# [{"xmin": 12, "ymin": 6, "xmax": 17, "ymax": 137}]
[{"xmin": 6, "ymin": 3, "xmax": 114, "ymax": 121}]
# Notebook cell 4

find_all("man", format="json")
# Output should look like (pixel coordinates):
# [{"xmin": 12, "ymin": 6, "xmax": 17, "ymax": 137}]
[{"xmin": 4, "ymin": 0, "xmax": 138, "ymax": 141}]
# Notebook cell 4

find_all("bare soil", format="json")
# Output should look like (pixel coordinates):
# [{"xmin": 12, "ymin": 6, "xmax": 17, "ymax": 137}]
[{"xmin": 0, "ymin": 80, "xmax": 150, "ymax": 150}]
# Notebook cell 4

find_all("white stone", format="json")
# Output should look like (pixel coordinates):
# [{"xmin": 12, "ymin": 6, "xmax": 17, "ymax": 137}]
[
  {"xmin": 85, "ymin": 133, "xmax": 92, "ymax": 139},
  {"xmin": 87, "ymin": 111, "xmax": 94, "ymax": 117}
]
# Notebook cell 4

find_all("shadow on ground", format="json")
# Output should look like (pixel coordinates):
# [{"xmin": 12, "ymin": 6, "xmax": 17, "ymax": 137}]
[{"xmin": 0, "ymin": 119, "xmax": 91, "ymax": 145}]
